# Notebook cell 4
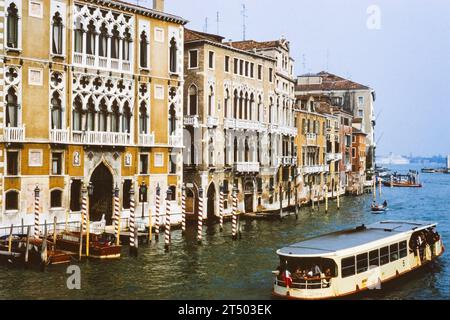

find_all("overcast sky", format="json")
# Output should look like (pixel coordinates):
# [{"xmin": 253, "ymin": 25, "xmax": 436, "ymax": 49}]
[{"xmin": 135, "ymin": 0, "xmax": 450, "ymax": 157}]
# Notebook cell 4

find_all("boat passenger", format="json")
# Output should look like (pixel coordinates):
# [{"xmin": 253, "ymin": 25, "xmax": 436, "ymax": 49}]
[{"xmin": 383, "ymin": 200, "xmax": 388, "ymax": 208}]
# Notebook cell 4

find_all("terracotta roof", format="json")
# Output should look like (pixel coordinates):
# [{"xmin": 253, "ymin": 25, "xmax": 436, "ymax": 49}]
[
  {"xmin": 226, "ymin": 39, "xmax": 290, "ymax": 51},
  {"xmin": 296, "ymin": 71, "xmax": 370, "ymax": 92},
  {"xmin": 185, "ymin": 29, "xmax": 225, "ymax": 43}
]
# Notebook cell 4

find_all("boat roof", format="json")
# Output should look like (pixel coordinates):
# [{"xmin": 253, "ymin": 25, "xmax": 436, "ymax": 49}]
[{"xmin": 277, "ymin": 221, "xmax": 437, "ymax": 258}]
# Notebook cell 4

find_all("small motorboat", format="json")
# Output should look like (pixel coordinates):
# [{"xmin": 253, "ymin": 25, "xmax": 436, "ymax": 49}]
[
  {"xmin": 421, "ymin": 168, "xmax": 436, "ymax": 174},
  {"xmin": 371, "ymin": 204, "xmax": 387, "ymax": 214},
  {"xmin": 55, "ymin": 231, "xmax": 121, "ymax": 259}
]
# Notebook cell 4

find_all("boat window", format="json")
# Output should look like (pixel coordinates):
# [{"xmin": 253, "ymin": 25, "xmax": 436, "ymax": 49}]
[
  {"xmin": 278, "ymin": 257, "xmax": 339, "ymax": 280},
  {"xmin": 380, "ymin": 246, "xmax": 389, "ymax": 265},
  {"xmin": 399, "ymin": 241, "xmax": 407, "ymax": 258},
  {"xmin": 390, "ymin": 243, "xmax": 399, "ymax": 262},
  {"xmin": 369, "ymin": 249, "xmax": 379, "ymax": 267},
  {"xmin": 341, "ymin": 256, "xmax": 356, "ymax": 278},
  {"xmin": 356, "ymin": 253, "xmax": 368, "ymax": 274}
]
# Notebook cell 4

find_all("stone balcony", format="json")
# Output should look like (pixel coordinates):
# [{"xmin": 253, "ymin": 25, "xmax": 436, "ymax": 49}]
[
  {"xmin": 326, "ymin": 153, "xmax": 343, "ymax": 162},
  {"xmin": 72, "ymin": 130, "xmax": 132, "ymax": 146},
  {"xmin": 302, "ymin": 164, "xmax": 329, "ymax": 174},
  {"xmin": 306, "ymin": 133, "xmax": 318, "ymax": 145},
  {"xmin": 206, "ymin": 116, "xmax": 219, "ymax": 128},
  {"xmin": 74, "ymin": 53, "xmax": 132, "ymax": 73},
  {"xmin": 50, "ymin": 128, "xmax": 70, "ymax": 144},
  {"xmin": 234, "ymin": 162, "xmax": 260, "ymax": 173},
  {"xmin": 184, "ymin": 115, "xmax": 200, "ymax": 128},
  {"xmin": 3, "ymin": 125, "xmax": 26, "ymax": 143},
  {"xmin": 169, "ymin": 133, "xmax": 183, "ymax": 148},
  {"xmin": 138, "ymin": 133, "xmax": 155, "ymax": 146},
  {"xmin": 279, "ymin": 125, "xmax": 298, "ymax": 136},
  {"xmin": 224, "ymin": 118, "xmax": 266, "ymax": 132}
]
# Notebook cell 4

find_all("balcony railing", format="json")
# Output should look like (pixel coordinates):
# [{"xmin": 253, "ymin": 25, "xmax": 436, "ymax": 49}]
[
  {"xmin": 302, "ymin": 165, "xmax": 329, "ymax": 174},
  {"xmin": 306, "ymin": 133, "xmax": 318, "ymax": 145},
  {"xmin": 3, "ymin": 125, "xmax": 26, "ymax": 143},
  {"xmin": 73, "ymin": 53, "xmax": 132, "ymax": 73},
  {"xmin": 269, "ymin": 124, "xmax": 279, "ymax": 134},
  {"xmin": 169, "ymin": 133, "xmax": 183, "ymax": 148},
  {"xmin": 326, "ymin": 153, "xmax": 343, "ymax": 162},
  {"xmin": 224, "ymin": 118, "xmax": 236, "ymax": 129},
  {"xmin": 138, "ymin": 133, "xmax": 155, "ymax": 146},
  {"xmin": 279, "ymin": 125, "xmax": 298, "ymax": 136},
  {"xmin": 50, "ymin": 128, "xmax": 70, "ymax": 144},
  {"xmin": 234, "ymin": 162, "xmax": 260, "ymax": 173},
  {"xmin": 235, "ymin": 119, "xmax": 261, "ymax": 131},
  {"xmin": 72, "ymin": 131, "xmax": 131, "ymax": 146},
  {"xmin": 206, "ymin": 116, "xmax": 219, "ymax": 128},
  {"xmin": 184, "ymin": 115, "xmax": 199, "ymax": 127}
]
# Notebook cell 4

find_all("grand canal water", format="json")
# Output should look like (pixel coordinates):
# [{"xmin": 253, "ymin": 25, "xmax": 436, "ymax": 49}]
[{"xmin": 0, "ymin": 165, "xmax": 448, "ymax": 300}]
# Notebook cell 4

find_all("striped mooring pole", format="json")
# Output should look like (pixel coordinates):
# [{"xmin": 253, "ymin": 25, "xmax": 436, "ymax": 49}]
[
  {"xmin": 129, "ymin": 185, "xmax": 138, "ymax": 257},
  {"xmin": 155, "ymin": 184, "xmax": 161, "ymax": 241},
  {"xmin": 197, "ymin": 187, "xmax": 204, "ymax": 245},
  {"xmin": 219, "ymin": 184, "xmax": 224, "ymax": 232},
  {"xmin": 113, "ymin": 185, "xmax": 120, "ymax": 246},
  {"xmin": 232, "ymin": 185, "xmax": 238, "ymax": 241},
  {"xmin": 81, "ymin": 185, "xmax": 88, "ymax": 257},
  {"xmin": 34, "ymin": 185, "xmax": 40, "ymax": 239},
  {"xmin": 165, "ymin": 189, "xmax": 172, "ymax": 251},
  {"xmin": 181, "ymin": 185, "xmax": 186, "ymax": 236}
]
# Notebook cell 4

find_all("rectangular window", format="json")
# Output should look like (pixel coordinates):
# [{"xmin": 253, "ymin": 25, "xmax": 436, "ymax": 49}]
[
  {"xmin": 208, "ymin": 51, "xmax": 215, "ymax": 69},
  {"xmin": 169, "ymin": 153, "xmax": 177, "ymax": 174},
  {"xmin": 225, "ymin": 56, "xmax": 230, "ymax": 72},
  {"xmin": 154, "ymin": 28, "xmax": 164, "ymax": 42},
  {"xmin": 29, "ymin": 1, "xmax": 43, "ymax": 18},
  {"xmin": 122, "ymin": 180, "xmax": 132, "ymax": 209},
  {"xmin": 380, "ymin": 246, "xmax": 389, "ymax": 265},
  {"xmin": 70, "ymin": 180, "xmax": 82, "ymax": 212},
  {"xmin": 189, "ymin": 50, "xmax": 198, "ymax": 68},
  {"xmin": 258, "ymin": 65, "xmax": 262, "ymax": 80},
  {"xmin": 357, "ymin": 253, "xmax": 368, "ymax": 274},
  {"xmin": 341, "ymin": 256, "xmax": 356, "ymax": 278},
  {"xmin": 369, "ymin": 249, "xmax": 379, "ymax": 267},
  {"xmin": 269, "ymin": 68, "xmax": 273, "ymax": 82},
  {"xmin": 51, "ymin": 152, "xmax": 63, "ymax": 175},
  {"xmin": 234, "ymin": 58, "xmax": 239, "ymax": 74},
  {"xmin": 239, "ymin": 60, "xmax": 244, "ymax": 76},
  {"xmin": 399, "ymin": 241, "xmax": 408, "ymax": 258},
  {"xmin": 244, "ymin": 61, "xmax": 249, "ymax": 77},
  {"xmin": 154, "ymin": 153, "xmax": 164, "ymax": 168},
  {"xmin": 29, "ymin": 68, "xmax": 43, "ymax": 86},
  {"xmin": 358, "ymin": 109, "xmax": 364, "ymax": 118},
  {"xmin": 358, "ymin": 96, "xmax": 364, "ymax": 106},
  {"xmin": 7, "ymin": 151, "xmax": 19, "ymax": 176},
  {"xmin": 390, "ymin": 243, "xmax": 399, "ymax": 262},
  {"xmin": 139, "ymin": 154, "xmax": 149, "ymax": 174},
  {"xmin": 352, "ymin": 148, "xmax": 356, "ymax": 158},
  {"xmin": 250, "ymin": 63, "xmax": 254, "ymax": 78}
]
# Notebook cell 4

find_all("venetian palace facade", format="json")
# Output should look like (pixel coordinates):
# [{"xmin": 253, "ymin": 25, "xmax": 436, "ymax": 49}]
[{"xmin": 0, "ymin": 0, "xmax": 187, "ymax": 226}]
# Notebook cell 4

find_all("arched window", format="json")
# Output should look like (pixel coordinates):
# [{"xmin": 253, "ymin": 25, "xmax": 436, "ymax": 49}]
[
  {"xmin": 99, "ymin": 23, "xmax": 108, "ymax": 57},
  {"xmin": 208, "ymin": 86, "xmax": 214, "ymax": 116},
  {"xmin": 111, "ymin": 100, "xmax": 120, "ymax": 132},
  {"xmin": 98, "ymin": 99, "xmax": 108, "ymax": 132},
  {"xmin": 51, "ymin": 91, "xmax": 62, "ymax": 130},
  {"xmin": 249, "ymin": 93, "xmax": 255, "ymax": 121},
  {"xmin": 233, "ymin": 90, "xmax": 238, "ymax": 119},
  {"xmin": 169, "ymin": 104, "xmax": 176, "ymax": 135},
  {"xmin": 224, "ymin": 89, "xmax": 230, "ymax": 118},
  {"xmin": 73, "ymin": 96, "xmax": 83, "ymax": 131},
  {"xmin": 111, "ymin": 25, "xmax": 120, "ymax": 59},
  {"xmin": 245, "ymin": 138, "xmax": 250, "ymax": 162},
  {"xmin": 50, "ymin": 190, "xmax": 63, "ymax": 208},
  {"xmin": 86, "ymin": 97, "xmax": 95, "ymax": 131},
  {"xmin": 74, "ymin": 18, "xmax": 83, "ymax": 53},
  {"xmin": 122, "ymin": 102, "xmax": 131, "ymax": 133},
  {"xmin": 169, "ymin": 37, "xmax": 177, "ymax": 73},
  {"xmin": 52, "ymin": 12, "xmax": 64, "ymax": 55},
  {"xmin": 208, "ymin": 137, "xmax": 214, "ymax": 166},
  {"xmin": 244, "ymin": 93, "xmax": 249, "ymax": 120},
  {"xmin": 6, "ymin": 3, "xmax": 19, "ymax": 48},
  {"xmin": 233, "ymin": 137, "xmax": 238, "ymax": 163},
  {"xmin": 5, "ymin": 190, "xmax": 19, "ymax": 211},
  {"xmin": 6, "ymin": 87, "xmax": 19, "ymax": 127},
  {"xmin": 139, "ymin": 101, "xmax": 149, "ymax": 134},
  {"xmin": 140, "ymin": 31, "xmax": 148, "ymax": 68},
  {"xmin": 122, "ymin": 28, "xmax": 132, "ymax": 61},
  {"xmin": 269, "ymin": 98, "xmax": 273, "ymax": 123},
  {"xmin": 188, "ymin": 85, "xmax": 197, "ymax": 116},
  {"xmin": 239, "ymin": 92, "xmax": 243, "ymax": 120},
  {"xmin": 86, "ymin": 20, "xmax": 96, "ymax": 55}
]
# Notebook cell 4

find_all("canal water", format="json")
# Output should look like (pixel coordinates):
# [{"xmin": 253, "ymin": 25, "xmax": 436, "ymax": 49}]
[{"xmin": 0, "ymin": 165, "xmax": 448, "ymax": 300}]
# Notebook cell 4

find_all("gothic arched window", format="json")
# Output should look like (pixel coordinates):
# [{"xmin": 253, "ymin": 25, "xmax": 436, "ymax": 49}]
[
  {"xmin": 74, "ymin": 19, "xmax": 83, "ymax": 53},
  {"xmin": 111, "ymin": 100, "xmax": 120, "ymax": 132},
  {"xmin": 52, "ymin": 12, "xmax": 64, "ymax": 55},
  {"xmin": 188, "ymin": 85, "xmax": 197, "ymax": 116},
  {"xmin": 5, "ymin": 190, "xmax": 19, "ymax": 211},
  {"xmin": 111, "ymin": 25, "xmax": 120, "ymax": 59},
  {"xmin": 99, "ymin": 23, "xmax": 108, "ymax": 57},
  {"xmin": 224, "ymin": 89, "xmax": 230, "ymax": 118},
  {"xmin": 169, "ymin": 104, "xmax": 176, "ymax": 135},
  {"xmin": 233, "ymin": 138, "xmax": 238, "ymax": 163},
  {"xmin": 86, "ymin": 21, "xmax": 96, "ymax": 55},
  {"xmin": 73, "ymin": 96, "xmax": 83, "ymax": 131},
  {"xmin": 6, "ymin": 87, "xmax": 19, "ymax": 127},
  {"xmin": 51, "ymin": 91, "xmax": 62, "ymax": 130},
  {"xmin": 233, "ymin": 90, "xmax": 238, "ymax": 119},
  {"xmin": 98, "ymin": 99, "xmax": 108, "ymax": 132},
  {"xmin": 86, "ymin": 97, "xmax": 95, "ymax": 131},
  {"xmin": 139, "ymin": 101, "xmax": 148, "ymax": 134},
  {"xmin": 140, "ymin": 31, "xmax": 148, "ymax": 68},
  {"xmin": 122, "ymin": 102, "xmax": 132, "ymax": 133},
  {"xmin": 123, "ymin": 28, "xmax": 132, "ymax": 61},
  {"xmin": 169, "ymin": 37, "xmax": 177, "ymax": 73},
  {"xmin": 208, "ymin": 86, "xmax": 214, "ymax": 116},
  {"xmin": 6, "ymin": 3, "xmax": 19, "ymax": 48}
]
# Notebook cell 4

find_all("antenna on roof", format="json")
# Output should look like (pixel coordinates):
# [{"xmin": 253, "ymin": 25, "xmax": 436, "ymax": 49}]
[
  {"xmin": 216, "ymin": 11, "xmax": 220, "ymax": 35},
  {"xmin": 302, "ymin": 54, "xmax": 306, "ymax": 73},
  {"xmin": 203, "ymin": 17, "xmax": 208, "ymax": 33},
  {"xmin": 326, "ymin": 49, "xmax": 330, "ymax": 71},
  {"xmin": 241, "ymin": 4, "xmax": 248, "ymax": 40}
]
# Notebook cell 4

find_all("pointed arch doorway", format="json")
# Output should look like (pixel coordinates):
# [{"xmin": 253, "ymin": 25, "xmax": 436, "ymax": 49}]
[
  {"xmin": 90, "ymin": 162, "xmax": 114, "ymax": 224},
  {"xmin": 206, "ymin": 183, "xmax": 217, "ymax": 224}
]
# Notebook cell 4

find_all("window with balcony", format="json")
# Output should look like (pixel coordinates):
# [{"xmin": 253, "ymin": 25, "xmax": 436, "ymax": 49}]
[
  {"xmin": 139, "ymin": 101, "xmax": 149, "ymax": 134},
  {"xmin": 51, "ymin": 91, "xmax": 62, "ymax": 130},
  {"xmin": 188, "ymin": 85, "xmax": 198, "ymax": 116},
  {"xmin": 99, "ymin": 23, "xmax": 108, "ymax": 58},
  {"xmin": 86, "ymin": 21, "xmax": 96, "ymax": 56},
  {"xmin": 6, "ymin": 3, "xmax": 19, "ymax": 49},
  {"xmin": 169, "ymin": 37, "xmax": 177, "ymax": 73},
  {"xmin": 111, "ymin": 101, "xmax": 120, "ymax": 133},
  {"xmin": 122, "ymin": 102, "xmax": 132, "ymax": 133},
  {"xmin": 224, "ymin": 89, "xmax": 230, "ymax": 118},
  {"xmin": 86, "ymin": 98, "xmax": 95, "ymax": 131},
  {"xmin": 123, "ymin": 28, "xmax": 132, "ymax": 62},
  {"xmin": 98, "ymin": 100, "xmax": 108, "ymax": 132},
  {"xmin": 140, "ymin": 31, "xmax": 149, "ymax": 68},
  {"xmin": 5, "ymin": 191, "xmax": 19, "ymax": 211},
  {"xmin": 50, "ymin": 190, "xmax": 63, "ymax": 208},
  {"xmin": 233, "ymin": 90, "xmax": 238, "ymax": 119},
  {"xmin": 73, "ymin": 96, "xmax": 83, "ymax": 131},
  {"xmin": 51, "ymin": 152, "xmax": 63, "ymax": 175},
  {"xmin": 6, "ymin": 87, "xmax": 19, "ymax": 127},
  {"xmin": 6, "ymin": 151, "xmax": 19, "ymax": 176},
  {"xmin": 233, "ymin": 138, "xmax": 238, "ymax": 163},
  {"xmin": 52, "ymin": 12, "xmax": 64, "ymax": 55},
  {"xmin": 74, "ymin": 20, "xmax": 84, "ymax": 53},
  {"xmin": 111, "ymin": 26, "xmax": 120, "ymax": 60},
  {"xmin": 169, "ymin": 104, "xmax": 176, "ymax": 135}
]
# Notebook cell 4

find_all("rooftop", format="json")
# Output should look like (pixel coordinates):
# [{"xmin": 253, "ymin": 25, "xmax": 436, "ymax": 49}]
[
  {"xmin": 277, "ymin": 220, "xmax": 436, "ymax": 257},
  {"xmin": 296, "ymin": 71, "xmax": 370, "ymax": 92}
]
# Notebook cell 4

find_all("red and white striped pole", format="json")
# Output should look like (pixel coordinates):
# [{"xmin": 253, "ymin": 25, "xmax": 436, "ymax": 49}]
[
  {"xmin": 197, "ymin": 188, "xmax": 204, "ymax": 245},
  {"xmin": 165, "ymin": 189, "xmax": 172, "ymax": 251},
  {"xmin": 181, "ymin": 185, "xmax": 186, "ymax": 236},
  {"xmin": 113, "ymin": 185, "xmax": 120, "ymax": 246},
  {"xmin": 219, "ymin": 184, "xmax": 224, "ymax": 232},
  {"xmin": 155, "ymin": 184, "xmax": 161, "ymax": 241},
  {"xmin": 34, "ymin": 185, "xmax": 40, "ymax": 239},
  {"xmin": 81, "ymin": 189, "xmax": 88, "ymax": 256},
  {"xmin": 232, "ymin": 185, "xmax": 238, "ymax": 241},
  {"xmin": 129, "ymin": 185, "xmax": 137, "ymax": 257}
]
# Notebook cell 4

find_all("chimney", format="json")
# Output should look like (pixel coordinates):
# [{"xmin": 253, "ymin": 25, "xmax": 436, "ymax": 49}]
[{"xmin": 153, "ymin": 0, "xmax": 164, "ymax": 12}]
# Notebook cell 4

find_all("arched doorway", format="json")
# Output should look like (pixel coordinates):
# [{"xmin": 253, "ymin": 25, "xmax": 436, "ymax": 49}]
[
  {"xmin": 90, "ymin": 162, "xmax": 114, "ymax": 224},
  {"xmin": 206, "ymin": 183, "xmax": 216, "ymax": 223}
]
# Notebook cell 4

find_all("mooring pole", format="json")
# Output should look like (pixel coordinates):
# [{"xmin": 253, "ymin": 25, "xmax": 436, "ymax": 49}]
[
  {"xmin": 81, "ymin": 184, "xmax": 88, "ymax": 257},
  {"xmin": 129, "ymin": 185, "xmax": 137, "ymax": 257},
  {"xmin": 8, "ymin": 224, "xmax": 13, "ymax": 253},
  {"xmin": 53, "ymin": 216, "xmax": 57, "ymax": 252},
  {"xmin": 155, "ymin": 184, "xmax": 161, "ymax": 241},
  {"xmin": 113, "ymin": 184, "xmax": 120, "ymax": 246},
  {"xmin": 165, "ymin": 189, "xmax": 172, "ymax": 252},
  {"xmin": 24, "ymin": 226, "xmax": 31, "ymax": 267},
  {"xmin": 232, "ymin": 185, "xmax": 238, "ymax": 241},
  {"xmin": 325, "ymin": 185, "xmax": 329, "ymax": 213},
  {"xmin": 34, "ymin": 185, "xmax": 40, "ymax": 239},
  {"xmin": 181, "ymin": 185, "xmax": 186, "ymax": 236},
  {"xmin": 197, "ymin": 188, "xmax": 204, "ymax": 245}
]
